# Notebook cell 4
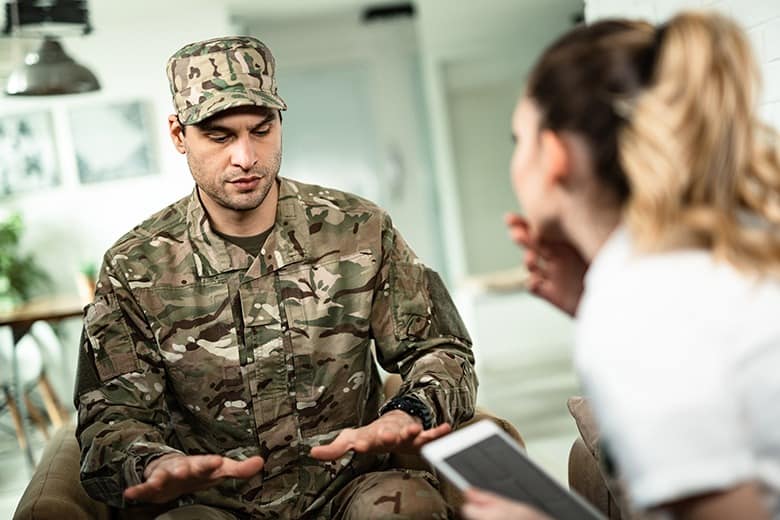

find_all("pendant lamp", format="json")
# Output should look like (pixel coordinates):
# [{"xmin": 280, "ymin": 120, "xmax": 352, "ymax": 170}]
[
  {"xmin": 3, "ymin": 0, "xmax": 99, "ymax": 96},
  {"xmin": 5, "ymin": 35, "xmax": 99, "ymax": 95}
]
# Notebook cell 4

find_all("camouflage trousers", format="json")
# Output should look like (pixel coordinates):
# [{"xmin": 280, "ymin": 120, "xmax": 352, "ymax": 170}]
[
  {"xmin": 322, "ymin": 468, "xmax": 451, "ymax": 519},
  {"xmin": 155, "ymin": 504, "xmax": 237, "ymax": 520},
  {"xmin": 154, "ymin": 469, "xmax": 451, "ymax": 519}
]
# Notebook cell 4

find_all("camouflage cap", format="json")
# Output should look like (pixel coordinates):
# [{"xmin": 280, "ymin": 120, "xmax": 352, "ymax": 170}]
[{"xmin": 166, "ymin": 36, "xmax": 287, "ymax": 125}]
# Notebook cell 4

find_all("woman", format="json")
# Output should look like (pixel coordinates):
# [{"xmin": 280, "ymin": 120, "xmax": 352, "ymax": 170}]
[{"xmin": 464, "ymin": 11, "xmax": 780, "ymax": 520}]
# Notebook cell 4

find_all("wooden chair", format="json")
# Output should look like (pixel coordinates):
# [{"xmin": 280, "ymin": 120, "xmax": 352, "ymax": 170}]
[{"xmin": 0, "ymin": 324, "xmax": 70, "ymax": 452}]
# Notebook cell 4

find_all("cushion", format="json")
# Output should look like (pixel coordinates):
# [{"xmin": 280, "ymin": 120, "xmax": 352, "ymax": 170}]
[
  {"xmin": 567, "ymin": 396, "xmax": 653, "ymax": 520},
  {"xmin": 14, "ymin": 424, "xmax": 111, "ymax": 520},
  {"xmin": 567, "ymin": 395, "xmax": 601, "ymax": 458}
]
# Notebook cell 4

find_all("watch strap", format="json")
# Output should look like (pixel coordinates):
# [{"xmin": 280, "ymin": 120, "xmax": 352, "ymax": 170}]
[{"xmin": 379, "ymin": 395, "xmax": 435, "ymax": 430}]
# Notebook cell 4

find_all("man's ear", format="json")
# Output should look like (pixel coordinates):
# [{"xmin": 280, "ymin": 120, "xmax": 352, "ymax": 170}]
[
  {"xmin": 168, "ymin": 114, "xmax": 186, "ymax": 154},
  {"xmin": 540, "ymin": 129, "xmax": 570, "ymax": 187}
]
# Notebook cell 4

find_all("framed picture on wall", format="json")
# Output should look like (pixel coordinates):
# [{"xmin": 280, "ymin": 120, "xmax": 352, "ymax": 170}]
[
  {"xmin": 68, "ymin": 100, "xmax": 156, "ymax": 184},
  {"xmin": 0, "ymin": 111, "xmax": 59, "ymax": 196}
]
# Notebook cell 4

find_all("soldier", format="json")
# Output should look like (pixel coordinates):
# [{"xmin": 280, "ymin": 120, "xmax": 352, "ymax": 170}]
[{"xmin": 74, "ymin": 36, "xmax": 477, "ymax": 519}]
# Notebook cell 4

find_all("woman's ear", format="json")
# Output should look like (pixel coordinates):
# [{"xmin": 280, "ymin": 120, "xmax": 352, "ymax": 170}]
[
  {"xmin": 168, "ymin": 114, "xmax": 186, "ymax": 154},
  {"xmin": 540, "ymin": 129, "xmax": 571, "ymax": 187}
]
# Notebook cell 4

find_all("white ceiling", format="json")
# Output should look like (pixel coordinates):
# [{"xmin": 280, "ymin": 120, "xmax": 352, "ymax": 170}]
[
  {"xmin": 225, "ymin": 0, "xmax": 584, "ymax": 61},
  {"xmin": 225, "ymin": 0, "xmax": 583, "ymax": 24},
  {"xmin": 225, "ymin": 0, "xmax": 388, "ymax": 21}
]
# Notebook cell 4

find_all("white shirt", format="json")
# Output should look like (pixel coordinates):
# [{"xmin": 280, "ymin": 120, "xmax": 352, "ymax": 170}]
[{"xmin": 575, "ymin": 226, "xmax": 780, "ymax": 515}]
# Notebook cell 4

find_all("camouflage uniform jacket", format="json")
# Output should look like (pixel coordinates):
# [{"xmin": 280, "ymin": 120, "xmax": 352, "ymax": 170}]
[{"xmin": 75, "ymin": 177, "xmax": 477, "ymax": 518}]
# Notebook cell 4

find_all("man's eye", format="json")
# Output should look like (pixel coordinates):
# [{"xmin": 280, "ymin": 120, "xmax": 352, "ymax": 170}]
[
  {"xmin": 253, "ymin": 128, "xmax": 271, "ymax": 136},
  {"xmin": 209, "ymin": 134, "xmax": 229, "ymax": 143}
]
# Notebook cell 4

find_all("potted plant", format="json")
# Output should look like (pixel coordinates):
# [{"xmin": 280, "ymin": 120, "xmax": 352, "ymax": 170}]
[
  {"xmin": 76, "ymin": 261, "xmax": 97, "ymax": 304},
  {"xmin": 0, "ymin": 213, "xmax": 48, "ymax": 311}
]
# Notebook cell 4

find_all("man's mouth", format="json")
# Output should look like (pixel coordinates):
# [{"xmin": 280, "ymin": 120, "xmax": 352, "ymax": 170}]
[{"xmin": 229, "ymin": 176, "xmax": 262, "ymax": 189}]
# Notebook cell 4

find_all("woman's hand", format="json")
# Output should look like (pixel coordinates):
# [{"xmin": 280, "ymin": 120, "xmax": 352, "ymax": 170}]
[
  {"xmin": 506, "ymin": 213, "xmax": 587, "ymax": 317},
  {"xmin": 461, "ymin": 488, "xmax": 553, "ymax": 520}
]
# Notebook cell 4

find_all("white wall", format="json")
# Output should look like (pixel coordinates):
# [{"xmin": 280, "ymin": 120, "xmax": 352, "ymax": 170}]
[
  {"xmin": 415, "ymin": 0, "xmax": 583, "ymax": 281},
  {"xmin": 242, "ymin": 12, "xmax": 446, "ymax": 274},
  {"xmin": 412, "ymin": 2, "xmax": 586, "ymax": 485},
  {"xmin": 585, "ymin": 0, "xmax": 780, "ymax": 128},
  {"xmin": 0, "ymin": 0, "xmax": 588, "ymax": 293},
  {"xmin": 0, "ymin": 0, "xmax": 236, "ymax": 403},
  {"xmin": 0, "ymin": 0, "xmax": 235, "ymax": 296}
]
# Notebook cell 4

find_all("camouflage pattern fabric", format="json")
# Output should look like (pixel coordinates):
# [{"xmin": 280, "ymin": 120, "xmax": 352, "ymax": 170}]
[
  {"xmin": 75, "ymin": 177, "xmax": 477, "ymax": 518},
  {"xmin": 322, "ymin": 468, "xmax": 450, "ymax": 519},
  {"xmin": 156, "ymin": 504, "xmax": 239, "ymax": 520},
  {"xmin": 167, "ymin": 36, "xmax": 287, "ymax": 126},
  {"xmin": 153, "ymin": 468, "xmax": 448, "ymax": 520}
]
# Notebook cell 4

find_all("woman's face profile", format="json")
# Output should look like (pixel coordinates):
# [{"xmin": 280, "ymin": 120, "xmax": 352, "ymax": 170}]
[{"xmin": 510, "ymin": 97, "xmax": 551, "ymax": 237}]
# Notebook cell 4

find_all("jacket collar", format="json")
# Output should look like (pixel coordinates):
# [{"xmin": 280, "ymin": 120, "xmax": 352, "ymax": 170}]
[{"xmin": 186, "ymin": 178, "xmax": 310, "ymax": 279}]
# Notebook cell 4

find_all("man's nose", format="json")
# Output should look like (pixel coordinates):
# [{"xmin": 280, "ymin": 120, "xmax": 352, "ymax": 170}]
[{"xmin": 230, "ymin": 137, "xmax": 258, "ymax": 171}]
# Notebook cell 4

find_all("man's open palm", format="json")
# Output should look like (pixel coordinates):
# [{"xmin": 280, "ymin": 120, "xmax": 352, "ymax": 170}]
[
  {"xmin": 123, "ymin": 453, "xmax": 264, "ymax": 504},
  {"xmin": 309, "ymin": 410, "xmax": 451, "ymax": 460}
]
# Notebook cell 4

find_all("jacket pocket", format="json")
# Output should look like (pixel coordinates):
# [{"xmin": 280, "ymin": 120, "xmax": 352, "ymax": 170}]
[
  {"xmin": 146, "ymin": 281, "xmax": 243, "ymax": 423},
  {"xmin": 84, "ymin": 292, "xmax": 139, "ymax": 381},
  {"xmin": 390, "ymin": 260, "xmax": 432, "ymax": 341}
]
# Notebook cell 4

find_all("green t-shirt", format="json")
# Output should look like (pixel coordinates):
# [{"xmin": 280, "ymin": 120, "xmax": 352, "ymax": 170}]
[{"xmin": 216, "ymin": 227, "xmax": 272, "ymax": 257}]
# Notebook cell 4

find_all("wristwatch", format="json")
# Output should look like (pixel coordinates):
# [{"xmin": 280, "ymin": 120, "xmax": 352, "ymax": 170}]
[{"xmin": 379, "ymin": 395, "xmax": 435, "ymax": 430}]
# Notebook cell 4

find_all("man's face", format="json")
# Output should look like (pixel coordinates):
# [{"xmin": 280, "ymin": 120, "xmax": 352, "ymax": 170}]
[{"xmin": 173, "ymin": 106, "xmax": 282, "ymax": 213}]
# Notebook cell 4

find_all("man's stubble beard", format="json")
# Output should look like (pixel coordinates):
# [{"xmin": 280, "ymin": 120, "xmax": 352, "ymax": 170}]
[{"xmin": 190, "ymin": 148, "xmax": 282, "ymax": 213}]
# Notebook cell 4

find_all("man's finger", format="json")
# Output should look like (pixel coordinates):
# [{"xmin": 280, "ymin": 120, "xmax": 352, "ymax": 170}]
[
  {"xmin": 352, "ymin": 437, "xmax": 372, "ymax": 453},
  {"xmin": 171, "ymin": 463, "xmax": 192, "ymax": 480},
  {"xmin": 378, "ymin": 426, "xmax": 401, "ymax": 447},
  {"xmin": 426, "ymin": 423, "xmax": 452, "ymax": 438},
  {"xmin": 215, "ymin": 456, "xmax": 264, "ymax": 479},
  {"xmin": 400, "ymin": 422, "xmax": 422, "ymax": 440},
  {"xmin": 310, "ymin": 429, "xmax": 356, "ymax": 460},
  {"xmin": 412, "ymin": 423, "xmax": 451, "ymax": 448},
  {"xmin": 145, "ymin": 467, "xmax": 173, "ymax": 489},
  {"xmin": 190, "ymin": 454, "xmax": 224, "ymax": 477},
  {"xmin": 123, "ymin": 478, "xmax": 166, "ymax": 502}
]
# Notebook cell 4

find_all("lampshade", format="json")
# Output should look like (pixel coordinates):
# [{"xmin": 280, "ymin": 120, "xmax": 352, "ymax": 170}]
[{"xmin": 5, "ymin": 36, "xmax": 99, "ymax": 95}]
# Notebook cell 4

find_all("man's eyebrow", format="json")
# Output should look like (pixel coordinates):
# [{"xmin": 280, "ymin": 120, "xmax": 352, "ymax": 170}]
[
  {"xmin": 198, "ymin": 121, "xmax": 232, "ymax": 134},
  {"xmin": 197, "ymin": 112, "xmax": 276, "ymax": 133},
  {"xmin": 251, "ymin": 113, "xmax": 276, "ymax": 130}
]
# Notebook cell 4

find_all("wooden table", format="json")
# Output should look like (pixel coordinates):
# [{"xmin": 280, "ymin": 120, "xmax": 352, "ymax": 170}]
[
  {"xmin": 0, "ymin": 295, "xmax": 85, "ymax": 468},
  {"xmin": 0, "ymin": 295, "xmax": 85, "ymax": 339}
]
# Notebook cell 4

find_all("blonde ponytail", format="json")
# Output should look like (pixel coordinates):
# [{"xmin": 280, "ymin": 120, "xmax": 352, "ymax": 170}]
[{"xmin": 621, "ymin": 11, "xmax": 780, "ymax": 276}]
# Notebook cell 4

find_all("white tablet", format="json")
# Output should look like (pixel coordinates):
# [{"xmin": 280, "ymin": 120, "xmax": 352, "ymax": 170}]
[{"xmin": 422, "ymin": 419, "xmax": 603, "ymax": 520}]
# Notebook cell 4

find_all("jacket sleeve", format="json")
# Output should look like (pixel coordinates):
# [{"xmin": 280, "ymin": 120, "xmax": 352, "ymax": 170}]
[
  {"xmin": 74, "ymin": 254, "xmax": 183, "ymax": 508},
  {"xmin": 370, "ymin": 213, "xmax": 477, "ymax": 428}
]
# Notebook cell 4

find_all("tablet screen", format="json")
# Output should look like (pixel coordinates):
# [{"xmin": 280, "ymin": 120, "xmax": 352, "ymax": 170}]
[{"xmin": 443, "ymin": 433, "xmax": 601, "ymax": 519}]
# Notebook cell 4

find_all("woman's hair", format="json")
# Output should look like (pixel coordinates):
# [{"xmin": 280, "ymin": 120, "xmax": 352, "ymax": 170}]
[{"xmin": 527, "ymin": 11, "xmax": 780, "ymax": 276}]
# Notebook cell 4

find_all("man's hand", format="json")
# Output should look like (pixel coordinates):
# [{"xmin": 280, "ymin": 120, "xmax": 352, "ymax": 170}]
[
  {"xmin": 461, "ymin": 488, "xmax": 552, "ymax": 520},
  {"xmin": 309, "ymin": 410, "xmax": 452, "ymax": 460},
  {"xmin": 123, "ymin": 453, "xmax": 264, "ymax": 504},
  {"xmin": 506, "ymin": 213, "xmax": 587, "ymax": 317}
]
